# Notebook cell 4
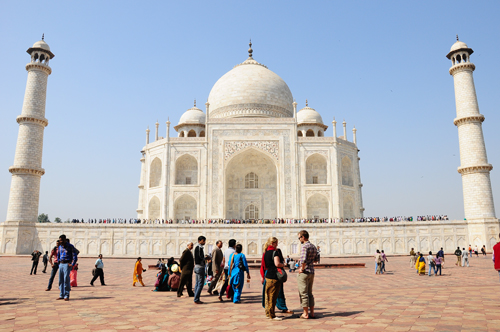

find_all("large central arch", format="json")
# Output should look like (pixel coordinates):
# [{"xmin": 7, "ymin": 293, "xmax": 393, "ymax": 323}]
[{"xmin": 225, "ymin": 148, "xmax": 277, "ymax": 220}]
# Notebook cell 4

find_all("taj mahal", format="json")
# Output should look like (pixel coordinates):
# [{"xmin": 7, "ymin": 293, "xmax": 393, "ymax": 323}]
[
  {"xmin": 137, "ymin": 42, "xmax": 363, "ymax": 222},
  {"xmin": 0, "ymin": 37, "xmax": 498, "ymax": 257}
]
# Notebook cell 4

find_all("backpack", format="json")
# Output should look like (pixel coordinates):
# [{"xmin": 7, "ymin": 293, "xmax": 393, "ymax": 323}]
[{"xmin": 272, "ymin": 251, "xmax": 287, "ymax": 283}]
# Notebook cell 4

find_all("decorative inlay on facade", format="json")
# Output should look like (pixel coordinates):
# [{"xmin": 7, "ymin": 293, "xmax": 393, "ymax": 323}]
[
  {"xmin": 175, "ymin": 151, "xmax": 199, "ymax": 160},
  {"xmin": 304, "ymin": 150, "xmax": 328, "ymax": 159},
  {"xmin": 306, "ymin": 190, "xmax": 331, "ymax": 200},
  {"xmin": 16, "ymin": 116, "xmax": 48, "ymax": 127},
  {"xmin": 457, "ymin": 165, "xmax": 493, "ymax": 175},
  {"xmin": 211, "ymin": 103, "xmax": 291, "ymax": 119},
  {"xmin": 453, "ymin": 115, "xmax": 485, "ymax": 126},
  {"xmin": 224, "ymin": 141, "xmax": 279, "ymax": 161},
  {"xmin": 210, "ymin": 118, "xmax": 295, "ymax": 124},
  {"xmin": 298, "ymin": 137, "xmax": 335, "ymax": 142},
  {"xmin": 170, "ymin": 137, "xmax": 206, "ymax": 142},
  {"xmin": 173, "ymin": 191, "xmax": 198, "ymax": 201},
  {"xmin": 25, "ymin": 63, "xmax": 52, "ymax": 75}
]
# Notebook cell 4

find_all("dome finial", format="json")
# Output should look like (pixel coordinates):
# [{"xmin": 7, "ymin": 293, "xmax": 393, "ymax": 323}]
[
  {"xmin": 194, "ymin": 99, "xmax": 196, "ymax": 107},
  {"xmin": 456, "ymin": 34, "xmax": 459, "ymax": 41},
  {"xmin": 248, "ymin": 39, "xmax": 253, "ymax": 58},
  {"xmin": 42, "ymin": 33, "xmax": 44, "ymax": 41},
  {"xmin": 305, "ymin": 99, "xmax": 308, "ymax": 107}
]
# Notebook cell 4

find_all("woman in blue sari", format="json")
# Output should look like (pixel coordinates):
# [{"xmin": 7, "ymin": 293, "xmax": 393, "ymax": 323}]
[{"xmin": 229, "ymin": 244, "xmax": 251, "ymax": 303}]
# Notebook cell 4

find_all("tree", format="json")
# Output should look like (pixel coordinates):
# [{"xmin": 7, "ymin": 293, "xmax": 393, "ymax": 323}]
[
  {"xmin": 54, "ymin": 217, "xmax": 61, "ymax": 223},
  {"xmin": 38, "ymin": 213, "xmax": 50, "ymax": 223}
]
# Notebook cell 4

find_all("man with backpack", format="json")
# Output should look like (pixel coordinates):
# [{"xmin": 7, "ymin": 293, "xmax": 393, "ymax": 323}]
[{"xmin": 454, "ymin": 247, "xmax": 462, "ymax": 266}]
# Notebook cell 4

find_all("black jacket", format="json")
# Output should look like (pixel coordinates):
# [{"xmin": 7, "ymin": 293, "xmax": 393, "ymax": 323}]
[
  {"xmin": 179, "ymin": 249, "xmax": 194, "ymax": 274},
  {"xmin": 194, "ymin": 245, "xmax": 205, "ymax": 266}
]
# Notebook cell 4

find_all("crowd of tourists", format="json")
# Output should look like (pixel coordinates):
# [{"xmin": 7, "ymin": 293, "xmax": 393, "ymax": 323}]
[{"xmin": 66, "ymin": 215, "xmax": 449, "ymax": 225}]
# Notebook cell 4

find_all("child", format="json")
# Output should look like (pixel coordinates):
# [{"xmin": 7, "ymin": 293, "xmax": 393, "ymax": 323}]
[
  {"xmin": 168, "ymin": 264, "xmax": 181, "ymax": 291},
  {"xmin": 288, "ymin": 258, "xmax": 295, "ymax": 272}
]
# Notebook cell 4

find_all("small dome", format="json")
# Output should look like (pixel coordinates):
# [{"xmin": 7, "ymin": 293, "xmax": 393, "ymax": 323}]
[
  {"xmin": 32, "ymin": 40, "xmax": 51, "ymax": 51},
  {"xmin": 178, "ymin": 107, "xmax": 206, "ymax": 125},
  {"xmin": 450, "ymin": 40, "xmax": 468, "ymax": 53},
  {"xmin": 297, "ymin": 106, "xmax": 323, "ymax": 124}
]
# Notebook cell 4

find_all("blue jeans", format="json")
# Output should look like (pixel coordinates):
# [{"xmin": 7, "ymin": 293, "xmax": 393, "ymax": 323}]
[
  {"xmin": 47, "ymin": 263, "xmax": 59, "ymax": 290},
  {"xmin": 428, "ymin": 265, "xmax": 433, "ymax": 276},
  {"xmin": 59, "ymin": 263, "xmax": 71, "ymax": 299},
  {"xmin": 435, "ymin": 264, "xmax": 442, "ymax": 275},
  {"xmin": 193, "ymin": 266, "xmax": 205, "ymax": 302}
]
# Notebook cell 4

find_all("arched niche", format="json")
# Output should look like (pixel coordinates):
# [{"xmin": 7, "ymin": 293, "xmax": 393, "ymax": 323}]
[
  {"xmin": 341, "ymin": 156, "xmax": 354, "ymax": 186},
  {"xmin": 200, "ymin": 131, "xmax": 205, "ymax": 137},
  {"xmin": 298, "ymin": 131, "xmax": 303, "ymax": 137},
  {"xmin": 306, "ymin": 129, "xmax": 315, "ymax": 137},
  {"xmin": 307, "ymin": 194, "xmax": 329, "ymax": 219},
  {"xmin": 148, "ymin": 196, "xmax": 161, "ymax": 220},
  {"xmin": 225, "ymin": 148, "xmax": 277, "ymax": 220},
  {"xmin": 174, "ymin": 194, "xmax": 197, "ymax": 221},
  {"xmin": 149, "ymin": 158, "xmax": 162, "ymax": 187},
  {"xmin": 306, "ymin": 153, "xmax": 327, "ymax": 184},
  {"xmin": 187, "ymin": 130, "xmax": 196, "ymax": 137},
  {"xmin": 175, "ymin": 154, "xmax": 198, "ymax": 185},
  {"xmin": 342, "ymin": 195, "xmax": 354, "ymax": 219}
]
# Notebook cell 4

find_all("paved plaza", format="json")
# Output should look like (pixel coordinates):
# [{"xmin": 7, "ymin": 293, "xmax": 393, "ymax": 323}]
[{"xmin": 0, "ymin": 254, "xmax": 499, "ymax": 332}]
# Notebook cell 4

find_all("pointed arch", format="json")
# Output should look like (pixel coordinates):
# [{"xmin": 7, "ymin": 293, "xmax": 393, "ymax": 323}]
[
  {"xmin": 174, "ymin": 194, "xmax": 197, "ymax": 221},
  {"xmin": 341, "ymin": 156, "xmax": 353, "ymax": 186},
  {"xmin": 306, "ymin": 153, "xmax": 327, "ymax": 184},
  {"xmin": 187, "ymin": 129, "xmax": 196, "ymax": 137},
  {"xmin": 199, "ymin": 131, "xmax": 205, "ymax": 137},
  {"xmin": 148, "ymin": 196, "xmax": 161, "ymax": 220},
  {"xmin": 175, "ymin": 154, "xmax": 198, "ymax": 185},
  {"xmin": 298, "ymin": 131, "xmax": 303, "ymax": 137},
  {"xmin": 149, "ymin": 157, "xmax": 162, "ymax": 187},
  {"xmin": 307, "ymin": 193, "xmax": 329, "ymax": 219},
  {"xmin": 306, "ymin": 129, "xmax": 315, "ymax": 137}
]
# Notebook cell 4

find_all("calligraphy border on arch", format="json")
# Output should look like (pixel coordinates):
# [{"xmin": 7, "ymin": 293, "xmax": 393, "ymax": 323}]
[{"xmin": 224, "ymin": 141, "xmax": 279, "ymax": 161}]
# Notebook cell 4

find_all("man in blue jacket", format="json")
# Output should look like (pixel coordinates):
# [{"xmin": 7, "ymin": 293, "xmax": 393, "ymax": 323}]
[{"xmin": 57, "ymin": 234, "xmax": 78, "ymax": 301}]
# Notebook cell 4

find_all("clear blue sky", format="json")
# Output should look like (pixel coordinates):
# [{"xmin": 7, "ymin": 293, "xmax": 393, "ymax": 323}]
[{"xmin": 1, "ymin": 1, "xmax": 499, "ymax": 221}]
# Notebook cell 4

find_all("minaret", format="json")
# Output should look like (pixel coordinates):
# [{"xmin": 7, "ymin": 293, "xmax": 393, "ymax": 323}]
[
  {"xmin": 6, "ymin": 37, "xmax": 54, "ymax": 225},
  {"xmin": 447, "ymin": 37, "xmax": 496, "ymax": 223},
  {"xmin": 4, "ymin": 37, "xmax": 54, "ymax": 253}
]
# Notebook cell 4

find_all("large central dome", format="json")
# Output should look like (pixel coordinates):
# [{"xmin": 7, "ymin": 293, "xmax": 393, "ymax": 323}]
[{"xmin": 207, "ymin": 50, "xmax": 294, "ymax": 119}]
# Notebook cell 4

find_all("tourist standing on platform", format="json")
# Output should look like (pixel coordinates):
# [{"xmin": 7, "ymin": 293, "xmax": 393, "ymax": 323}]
[
  {"xmin": 133, "ymin": 257, "xmax": 146, "ymax": 286},
  {"xmin": 427, "ymin": 252, "xmax": 435, "ymax": 276},
  {"xmin": 57, "ymin": 234, "xmax": 78, "ymax": 301},
  {"xmin": 208, "ymin": 240, "xmax": 223, "ymax": 295},
  {"xmin": 381, "ymin": 250, "xmax": 388, "ymax": 273},
  {"xmin": 177, "ymin": 242, "xmax": 194, "ymax": 298},
  {"xmin": 454, "ymin": 247, "xmax": 462, "ymax": 266},
  {"xmin": 437, "ymin": 247, "xmax": 445, "ymax": 264},
  {"xmin": 193, "ymin": 236, "xmax": 206, "ymax": 304},
  {"xmin": 42, "ymin": 251, "xmax": 48, "ymax": 273},
  {"xmin": 263, "ymin": 237, "xmax": 284, "ymax": 320},
  {"xmin": 30, "ymin": 250, "xmax": 41, "ymax": 275},
  {"xmin": 298, "ymin": 230, "xmax": 318, "ymax": 319},
  {"xmin": 90, "ymin": 254, "xmax": 105, "ymax": 286},
  {"xmin": 410, "ymin": 248, "xmax": 416, "ymax": 267},
  {"xmin": 228, "ymin": 244, "xmax": 250, "ymax": 303},
  {"xmin": 374, "ymin": 250, "xmax": 382, "ymax": 274},
  {"xmin": 493, "ymin": 234, "xmax": 500, "ymax": 282},
  {"xmin": 46, "ymin": 240, "xmax": 60, "ymax": 291},
  {"xmin": 218, "ymin": 239, "xmax": 236, "ymax": 302},
  {"xmin": 462, "ymin": 248, "xmax": 469, "ymax": 267}
]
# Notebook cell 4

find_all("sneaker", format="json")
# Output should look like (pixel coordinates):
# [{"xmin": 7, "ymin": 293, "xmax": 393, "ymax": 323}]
[{"xmin": 272, "ymin": 317, "xmax": 283, "ymax": 321}]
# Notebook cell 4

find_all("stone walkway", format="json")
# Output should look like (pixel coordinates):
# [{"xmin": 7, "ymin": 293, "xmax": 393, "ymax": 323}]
[{"xmin": 0, "ymin": 254, "xmax": 499, "ymax": 331}]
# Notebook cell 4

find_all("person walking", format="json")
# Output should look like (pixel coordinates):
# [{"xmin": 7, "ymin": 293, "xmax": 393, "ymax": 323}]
[
  {"xmin": 208, "ymin": 240, "xmax": 223, "ymax": 295},
  {"xmin": 42, "ymin": 251, "xmax": 49, "ymax": 273},
  {"xmin": 193, "ymin": 236, "xmax": 206, "ymax": 304},
  {"xmin": 133, "ymin": 257, "xmax": 146, "ymax": 286},
  {"xmin": 481, "ymin": 245, "xmax": 487, "ymax": 257},
  {"xmin": 410, "ymin": 248, "xmax": 416, "ymax": 267},
  {"xmin": 427, "ymin": 251, "xmax": 435, "ymax": 276},
  {"xmin": 474, "ymin": 245, "xmax": 479, "ymax": 257},
  {"xmin": 415, "ymin": 253, "xmax": 426, "ymax": 275},
  {"xmin": 298, "ymin": 230, "xmax": 319, "ymax": 319},
  {"xmin": 30, "ymin": 250, "xmax": 41, "ymax": 275},
  {"xmin": 462, "ymin": 248, "xmax": 469, "ymax": 267},
  {"xmin": 90, "ymin": 254, "xmax": 105, "ymax": 286},
  {"xmin": 263, "ymin": 237, "xmax": 284, "ymax": 320},
  {"xmin": 228, "ymin": 244, "xmax": 250, "ymax": 303},
  {"xmin": 45, "ymin": 240, "xmax": 60, "ymax": 291},
  {"xmin": 218, "ymin": 239, "xmax": 236, "ymax": 302},
  {"xmin": 454, "ymin": 247, "xmax": 462, "ymax": 266},
  {"xmin": 57, "ymin": 234, "xmax": 78, "ymax": 301},
  {"xmin": 177, "ymin": 242, "xmax": 195, "ymax": 298},
  {"xmin": 434, "ymin": 255, "xmax": 443, "ymax": 276},
  {"xmin": 437, "ymin": 247, "xmax": 445, "ymax": 264},
  {"xmin": 374, "ymin": 250, "xmax": 382, "ymax": 274},
  {"xmin": 381, "ymin": 250, "xmax": 388, "ymax": 273},
  {"xmin": 493, "ymin": 233, "xmax": 500, "ymax": 282}
]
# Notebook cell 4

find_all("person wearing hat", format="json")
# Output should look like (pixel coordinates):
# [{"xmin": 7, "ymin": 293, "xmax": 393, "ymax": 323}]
[{"xmin": 168, "ymin": 264, "xmax": 181, "ymax": 291}]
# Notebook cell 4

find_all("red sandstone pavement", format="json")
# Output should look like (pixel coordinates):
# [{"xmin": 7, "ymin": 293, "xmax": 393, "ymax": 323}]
[{"xmin": 0, "ymin": 255, "xmax": 499, "ymax": 332}]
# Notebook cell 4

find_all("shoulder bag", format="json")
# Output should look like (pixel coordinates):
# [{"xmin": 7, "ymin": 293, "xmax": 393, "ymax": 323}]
[{"xmin": 272, "ymin": 251, "xmax": 287, "ymax": 283}]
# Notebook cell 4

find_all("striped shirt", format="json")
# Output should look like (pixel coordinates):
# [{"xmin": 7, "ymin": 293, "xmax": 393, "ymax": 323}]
[{"xmin": 299, "ymin": 241, "xmax": 318, "ymax": 274}]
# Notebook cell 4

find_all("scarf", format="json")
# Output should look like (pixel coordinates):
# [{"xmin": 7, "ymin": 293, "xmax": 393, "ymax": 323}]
[{"xmin": 259, "ymin": 245, "xmax": 276, "ymax": 278}]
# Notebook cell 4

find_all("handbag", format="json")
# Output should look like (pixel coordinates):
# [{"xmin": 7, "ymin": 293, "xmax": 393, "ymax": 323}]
[
  {"xmin": 214, "ymin": 272, "xmax": 226, "ymax": 293},
  {"xmin": 272, "ymin": 251, "xmax": 287, "ymax": 283},
  {"xmin": 92, "ymin": 268, "xmax": 96, "ymax": 276}
]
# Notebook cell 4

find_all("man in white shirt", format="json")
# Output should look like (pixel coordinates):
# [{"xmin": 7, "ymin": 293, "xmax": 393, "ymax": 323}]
[
  {"xmin": 218, "ymin": 239, "xmax": 236, "ymax": 301},
  {"xmin": 462, "ymin": 248, "xmax": 469, "ymax": 267},
  {"xmin": 90, "ymin": 254, "xmax": 105, "ymax": 286}
]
